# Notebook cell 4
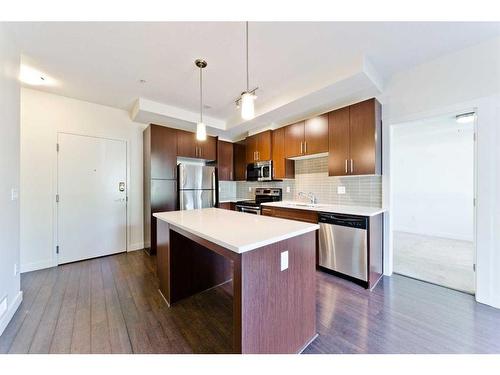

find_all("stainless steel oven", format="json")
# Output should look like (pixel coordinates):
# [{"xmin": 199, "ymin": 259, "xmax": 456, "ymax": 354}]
[
  {"xmin": 235, "ymin": 188, "xmax": 282, "ymax": 215},
  {"xmin": 235, "ymin": 205, "xmax": 261, "ymax": 215},
  {"xmin": 246, "ymin": 161, "xmax": 272, "ymax": 182}
]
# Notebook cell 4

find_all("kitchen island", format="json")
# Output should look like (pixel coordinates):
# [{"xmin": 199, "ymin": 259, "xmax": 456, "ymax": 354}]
[{"xmin": 153, "ymin": 208, "xmax": 319, "ymax": 354}]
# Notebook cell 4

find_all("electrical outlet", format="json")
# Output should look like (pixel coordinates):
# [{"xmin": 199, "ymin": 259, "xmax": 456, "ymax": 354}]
[
  {"xmin": 14, "ymin": 263, "xmax": 18, "ymax": 276},
  {"xmin": 286, "ymin": 186, "xmax": 291, "ymax": 193},
  {"xmin": 280, "ymin": 251, "xmax": 289, "ymax": 271},
  {"xmin": 11, "ymin": 188, "xmax": 19, "ymax": 201},
  {"xmin": 337, "ymin": 186, "xmax": 346, "ymax": 195},
  {"xmin": 248, "ymin": 186, "xmax": 252, "ymax": 192}
]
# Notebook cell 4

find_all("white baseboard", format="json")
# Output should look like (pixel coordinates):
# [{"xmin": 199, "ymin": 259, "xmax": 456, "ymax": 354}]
[
  {"xmin": 20, "ymin": 259, "xmax": 55, "ymax": 273},
  {"xmin": 128, "ymin": 242, "xmax": 144, "ymax": 252},
  {"xmin": 0, "ymin": 291, "xmax": 23, "ymax": 337}
]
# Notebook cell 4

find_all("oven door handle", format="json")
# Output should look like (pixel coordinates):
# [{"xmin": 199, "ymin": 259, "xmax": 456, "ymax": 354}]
[{"xmin": 238, "ymin": 206, "xmax": 260, "ymax": 215}]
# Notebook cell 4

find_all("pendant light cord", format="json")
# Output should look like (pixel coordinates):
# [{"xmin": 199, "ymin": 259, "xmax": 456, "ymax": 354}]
[
  {"xmin": 199, "ymin": 65, "xmax": 203, "ymax": 123},
  {"xmin": 246, "ymin": 21, "xmax": 249, "ymax": 92}
]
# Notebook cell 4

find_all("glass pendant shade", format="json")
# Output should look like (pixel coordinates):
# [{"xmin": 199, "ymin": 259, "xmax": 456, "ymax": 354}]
[
  {"xmin": 196, "ymin": 122, "xmax": 207, "ymax": 141},
  {"xmin": 241, "ymin": 92, "xmax": 255, "ymax": 120}
]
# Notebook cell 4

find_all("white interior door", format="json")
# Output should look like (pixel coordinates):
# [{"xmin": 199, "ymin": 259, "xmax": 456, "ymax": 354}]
[{"xmin": 57, "ymin": 133, "xmax": 127, "ymax": 264}]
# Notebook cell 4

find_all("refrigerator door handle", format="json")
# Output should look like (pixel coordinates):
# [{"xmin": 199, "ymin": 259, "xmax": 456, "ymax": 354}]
[{"xmin": 212, "ymin": 171, "xmax": 217, "ymax": 207}]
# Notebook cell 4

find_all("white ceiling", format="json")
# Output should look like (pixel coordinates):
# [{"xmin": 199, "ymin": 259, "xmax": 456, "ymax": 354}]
[{"xmin": 9, "ymin": 22, "xmax": 500, "ymax": 137}]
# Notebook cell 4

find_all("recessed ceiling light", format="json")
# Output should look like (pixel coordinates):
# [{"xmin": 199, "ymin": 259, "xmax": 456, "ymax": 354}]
[
  {"xmin": 139, "ymin": 79, "xmax": 147, "ymax": 84},
  {"xmin": 455, "ymin": 112, "xmax": 476, "ymax": 124},
  {"xmin": 19, "ymin": 65, "xmax": 55, "ymax": 86}
]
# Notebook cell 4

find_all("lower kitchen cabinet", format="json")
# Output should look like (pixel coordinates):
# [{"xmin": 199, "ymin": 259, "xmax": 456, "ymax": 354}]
[
  {"xmin": 218, "ymin": 202, "xmax": 232, "ymax": 210},
  {"xmin": 261, "ymin": 206, "xmax": 318, "ymax": 223}
]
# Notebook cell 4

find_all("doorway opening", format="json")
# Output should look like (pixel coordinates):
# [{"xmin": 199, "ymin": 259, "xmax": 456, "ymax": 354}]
[{"xmin": 391, "ymin": 111, "xmax": 476, "ymax": 294}]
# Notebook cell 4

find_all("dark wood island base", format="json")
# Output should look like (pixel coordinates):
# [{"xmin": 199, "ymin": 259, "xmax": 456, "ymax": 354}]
[{"xmin": 156, "ymin": 220, "xmax": 317, "ymax": 354}]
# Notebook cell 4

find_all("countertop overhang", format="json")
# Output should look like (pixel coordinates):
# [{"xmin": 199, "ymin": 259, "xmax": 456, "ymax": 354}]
[
  {"xmin": 153, "ymin": 208, "xmax": 319, "ymax": 254},
  {"xmin": 261, "ymin": 201, "xmax": 387, "ymax": 217}
]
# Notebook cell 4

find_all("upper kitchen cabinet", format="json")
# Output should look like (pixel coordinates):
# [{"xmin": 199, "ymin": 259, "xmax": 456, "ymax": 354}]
[
  {"xmin": 217, "ymin": 140, "xmax": 234, "ymax": 181},
  {"xmin": 284, "ymin": 121, "xmax": 305, "ymax": 158},
  {"xmin": 304, "ymin": 114, "xmax": 329, "ymax": 155},
  {"xmin": 246, "ymin": 130, "xmax": 272, "ymax": 163},
  {"xmin": 284, "ymin": 115, "xmax": 328, "ymax": 158},
  {"xmin": 328, "ymin": 98, "xmax": 382, "ymax": 176},
  {"xmin": 177, "ymin": 129, "xmax": 217, "ymax": 160},
  {"xmin": 233, "ymin": 141, "xmax": 247, "ymax": 181},
  {"xmin": 272, "ymin": 127, "xmax": 295, "ymax": 179},
  {"xmin": 146, "ymin": 124, "xmax": 178, "ymax": 180}
]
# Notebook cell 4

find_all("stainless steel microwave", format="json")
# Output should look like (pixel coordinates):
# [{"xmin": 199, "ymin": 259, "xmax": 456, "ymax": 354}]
[{"xmin": 246, "ymin": 160, "xmax": 272, "ymax": 181}]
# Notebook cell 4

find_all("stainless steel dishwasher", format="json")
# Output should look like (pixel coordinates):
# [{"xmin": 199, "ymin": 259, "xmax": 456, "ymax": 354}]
[{"xmin": 318, "ymin": 213, "xmax": 368, "ymax": 282}]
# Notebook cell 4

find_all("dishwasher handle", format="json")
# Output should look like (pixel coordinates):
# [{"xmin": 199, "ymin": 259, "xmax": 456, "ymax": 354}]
[{"xmin": 318, "ymin": 213, "xmax": 368, "ymax": 229}]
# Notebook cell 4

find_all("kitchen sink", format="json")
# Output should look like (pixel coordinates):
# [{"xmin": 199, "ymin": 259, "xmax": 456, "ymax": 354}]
[{"xmin": 284, "ymin": 202, "xmax": 325, "ymax": 208}]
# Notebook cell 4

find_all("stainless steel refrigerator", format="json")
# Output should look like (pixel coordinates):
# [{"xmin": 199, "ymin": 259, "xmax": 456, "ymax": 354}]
[{"xmin": 178, "ymin": 164, "xmax": 217, "ymax": 210}]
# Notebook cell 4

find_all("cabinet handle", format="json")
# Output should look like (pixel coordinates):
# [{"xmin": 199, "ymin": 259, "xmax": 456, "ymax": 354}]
[
  {"xmin": 350, "ymin": 159, "xmax": 353, "ymax": 174},
  {"xmin": 345, "ymin": 159, "xmax": 348, "ymax": 174},
  {"xmin": 230, "ymin": 171, "xmax": 233, "ymax": 180},
  {"xmin": 257, "ymin": 151, "xmax": 260, "ymax": 160},
  {"xmin": 304, "ymin": 141, "xmax": 307, "ymax": 154},
  {"xmin": 300, "ymin": 142, "xmax": 303, "ymax": 154},
  {"xmin": 273, "ymin": 167, "xmax": 275, "ymax": 178}
]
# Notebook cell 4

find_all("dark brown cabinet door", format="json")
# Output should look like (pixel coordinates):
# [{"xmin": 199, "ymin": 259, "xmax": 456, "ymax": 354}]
[
  {"xmin": 257, "ymin": 130, "xmax": 272, "ymax": 161},
  {"xmin": 328, "ymin": 106, "xmax": 350, "ymax": 176},
  {"xmin": 150, "ymin": 125, "xmax": 178, "ymax": 179},
  {"xmin": 217, "ymin": 140, "xmax": 234, "ymax": 181},
  {"xmin": 304, "ymin": 114, "xmax": 328, "ymax": 155},
  {"xmin": 150, "ymin": 179, "xmax": 177, "ymax": 253},
  {"xmin": 349, "ymin": 99, "xmax": 378, "ymax": 175},
  {"xmin": 234, "ymin": 141, "xmax": 247, "ymax": 181},
  {"xmin": 218, "ymin": 202, "xmax": 232, "ymax": 210},
  {"xmin": 284, "ymin": 121, "xmax": 305, "ymax": 158},
  {"xmin": 198, "ymin": 136, "xmax": 217, "ymax": 161},
  {"xmin": 246, "ymin": 134, "xmax": 258, "ymax": 163},
  {"xmin": 176, "ymin": 129, "xmax": 197, "ymax": 158},
  {"xmin": 272, "ymin": 128, "xmax": 294, "ymax": 179}
]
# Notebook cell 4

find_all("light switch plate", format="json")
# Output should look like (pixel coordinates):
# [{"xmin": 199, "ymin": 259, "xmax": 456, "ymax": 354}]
[
  {"xmin": 280, "ymin": 251, "xmax": 289, "ymax": 271},
  {"xmin": 248, "ymin": 186, "xmax": 252, "ymax": 192},
  {"xmin": 286, "ymin": 186, "xmax": 291, "ymax": 193},
  {"xmin": 337, "ymin": 186, "xmax": 346, "ymax": 195}
]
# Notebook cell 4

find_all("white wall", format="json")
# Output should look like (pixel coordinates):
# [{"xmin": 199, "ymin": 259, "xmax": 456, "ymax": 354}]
[
  {"xmin": 0, "ymin": 25, "xmax": 22, "ymax": 336},
  {"xmin": 392, "ymin": 118, "xmax": 474, "ymax": 241},
  {"xmin": 20, "ymin": 88, "xmax": 145, "ymax": 272},
  {"xmin": 380, "ymin": 36, "xmax": 500, "ymax": 308}
]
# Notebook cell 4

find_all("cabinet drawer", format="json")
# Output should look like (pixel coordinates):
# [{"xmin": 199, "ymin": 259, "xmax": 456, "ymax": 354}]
[{"xmin": 262, "ymin": 206, "xmax": 318, "ymax": 223}]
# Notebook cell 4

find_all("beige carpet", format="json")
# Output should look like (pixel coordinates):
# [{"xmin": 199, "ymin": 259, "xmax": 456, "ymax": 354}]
[{"xmin": 393, "ymin": 231, "xmax": 475, "ymax": 294}]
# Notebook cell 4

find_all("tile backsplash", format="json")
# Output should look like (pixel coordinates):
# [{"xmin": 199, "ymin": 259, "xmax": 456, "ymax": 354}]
[{"xmin": 219, "ymin": 156, "xmax": 382, "ymax": 207}]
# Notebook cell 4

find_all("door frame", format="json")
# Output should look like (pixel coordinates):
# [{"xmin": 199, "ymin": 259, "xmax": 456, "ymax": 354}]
[
  {"xmin": 384, "ymin": 106, "xmax": 478, "ymax": 293},
  {"xmin": 55, "ymin": 132, "xmax": 129, "ymax": 265}
]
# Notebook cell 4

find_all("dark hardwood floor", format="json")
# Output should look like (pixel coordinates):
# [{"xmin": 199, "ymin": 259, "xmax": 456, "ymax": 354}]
[{"xmin": 1, "ymin": 250, "xmax": 499, "ymax": 354}]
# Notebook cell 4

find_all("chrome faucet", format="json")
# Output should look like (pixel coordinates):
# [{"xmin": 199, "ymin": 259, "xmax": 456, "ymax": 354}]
[{"xmin": 298, "ymin": 192, "xmax": 317, "ymax": 204}]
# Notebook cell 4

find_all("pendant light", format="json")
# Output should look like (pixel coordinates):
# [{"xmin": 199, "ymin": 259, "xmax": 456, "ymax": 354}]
[
  {"xmin": 240, "ymin": 22, "xmax": 257, "ymax": 120},
  {"xmin": 195, "ymin": 59, "xmax": 207, "ymax": 141}
]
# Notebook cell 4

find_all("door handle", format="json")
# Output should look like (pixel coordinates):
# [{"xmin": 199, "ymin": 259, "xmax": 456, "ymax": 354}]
[{"xmin": 350, "ymin": 159, "xmax": 353, "ymax": 174}]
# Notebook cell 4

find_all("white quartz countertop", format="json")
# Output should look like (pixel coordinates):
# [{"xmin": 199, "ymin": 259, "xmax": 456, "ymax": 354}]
[
  {"xmin": 218, "ymin": 197, "xmax": 251, "ymax": 203},
  {"xmin": 261, "ymin": 201, "xmax": 387, "ymax": 217},
  {"xmin": 153, "ymin": 208, "xmax": 319, "ymax": 254}
]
